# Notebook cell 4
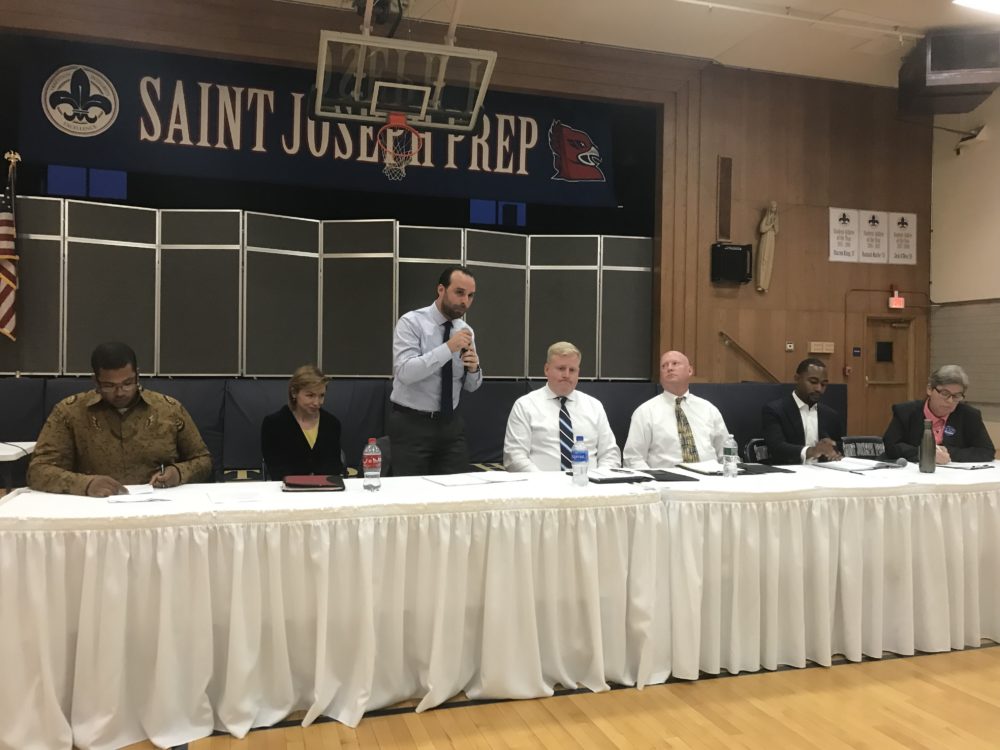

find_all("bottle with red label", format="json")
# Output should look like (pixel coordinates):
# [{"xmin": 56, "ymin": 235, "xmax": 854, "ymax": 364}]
[{"xmin": 362, "ymin": 438, "xmax": 382, "ymax": 490}]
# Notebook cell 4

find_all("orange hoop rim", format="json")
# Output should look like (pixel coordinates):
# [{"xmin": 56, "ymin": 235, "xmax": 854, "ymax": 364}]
[{"xmin": 376, "ymin": 113, "xmax": 423, "ymax": 159}]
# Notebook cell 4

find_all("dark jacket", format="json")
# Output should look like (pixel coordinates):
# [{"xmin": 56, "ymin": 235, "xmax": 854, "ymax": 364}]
[
  {"xmin": 762, "ymin": 394, "xmax": 845, "ymax": 465},
  {"xmin": 260, "ymin": 405, "xmax": 345, "ymax": 480},
  {"xmin": 883, "ymin": 399, "xmax": 995, "ymax": 463}
]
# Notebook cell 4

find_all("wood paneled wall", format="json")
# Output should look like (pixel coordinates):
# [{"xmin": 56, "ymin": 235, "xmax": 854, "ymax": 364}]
[
  {"xmin": 698, "ymin": 68, "xmax": 932, "ymax": 432},
  {"xmin": 0, "ymin": 0, "xmax": 933, "ymax": 432}
]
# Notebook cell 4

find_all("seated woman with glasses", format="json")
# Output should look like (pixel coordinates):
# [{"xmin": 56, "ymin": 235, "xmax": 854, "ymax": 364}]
[
  {"xmin": 882, "ymin": 364, "xmax": 996, "ymax": 464},
  {"xmin": 260, "ymin": 364, "xmax": 345, "ymax": 480}
]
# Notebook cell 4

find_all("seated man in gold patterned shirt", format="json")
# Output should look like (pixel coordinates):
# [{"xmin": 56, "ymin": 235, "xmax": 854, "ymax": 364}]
[{"xmin": 27, "ymin": 342, "xmax": 212, "ymax": 497}]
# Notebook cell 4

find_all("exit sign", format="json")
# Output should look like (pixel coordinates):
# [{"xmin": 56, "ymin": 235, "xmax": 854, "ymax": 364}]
[{"xmin": 888, "ymin": 292, "xmax": 906, "ymax": 309}]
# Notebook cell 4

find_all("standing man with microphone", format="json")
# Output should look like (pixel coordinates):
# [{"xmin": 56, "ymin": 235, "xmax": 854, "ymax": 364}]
[{"xmin": 388, "ymin": 266, "xmax": 482, "ymax": 475}]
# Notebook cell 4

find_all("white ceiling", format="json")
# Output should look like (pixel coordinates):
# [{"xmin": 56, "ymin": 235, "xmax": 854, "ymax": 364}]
[{"xmin": 306, "ymin": 0, "xmax": 1000, "ymax": 86}]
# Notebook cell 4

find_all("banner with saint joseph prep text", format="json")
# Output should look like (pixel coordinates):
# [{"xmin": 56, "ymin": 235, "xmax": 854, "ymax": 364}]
[{"xmin": 9, "ymin": 35, "xmax": 616, "ymax": 206}]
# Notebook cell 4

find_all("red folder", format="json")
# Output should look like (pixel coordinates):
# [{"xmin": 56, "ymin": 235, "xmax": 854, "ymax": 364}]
[{"xmin": 281, "ymin": 474, "xmax": 346, "ymax": 492}]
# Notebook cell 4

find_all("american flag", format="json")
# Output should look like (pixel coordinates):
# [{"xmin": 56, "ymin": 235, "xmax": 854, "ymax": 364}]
[{"xmin": 0, "ymin": 159, "xmax": 17, "ymax": 342}]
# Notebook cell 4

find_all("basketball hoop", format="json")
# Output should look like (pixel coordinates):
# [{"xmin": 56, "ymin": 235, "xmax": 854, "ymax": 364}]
[{"xmin": 377, "ymin": 113, "xmax": 422, "ymax": 181}]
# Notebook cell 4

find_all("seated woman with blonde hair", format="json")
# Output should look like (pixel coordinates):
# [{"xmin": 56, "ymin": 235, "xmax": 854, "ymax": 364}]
[{"xmin": 261, "ymin": 364, "xmax": 345, "ymax": 479}]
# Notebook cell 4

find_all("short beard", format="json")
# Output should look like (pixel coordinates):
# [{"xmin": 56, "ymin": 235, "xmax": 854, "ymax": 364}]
[{"xmin": 440, "ymin": 301, "xmax": 465, "ymax": 320}]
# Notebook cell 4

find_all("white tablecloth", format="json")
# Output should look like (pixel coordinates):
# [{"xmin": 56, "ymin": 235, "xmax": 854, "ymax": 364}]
[
  {"xmin": 656, "ymin": 463, "xmax": 1000, "ymax": 679},
  {"xmin": 0, "ymin": 441, "xmax": 34, "ymax": 491},
  {"xmin": 3, "ymin": 466, "xmax": 1000, "ymax": 750},
  {"xmin": 0, "ymin": 475, "xmax": 664, "ymax": 750},
  {"xmin": 0, "ymin": 441, "xmax": 35, "ymax": 462}
]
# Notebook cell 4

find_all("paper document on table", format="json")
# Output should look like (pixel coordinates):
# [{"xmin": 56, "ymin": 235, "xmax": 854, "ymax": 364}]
[
  {"xmin": 423, "ymin": 473, "xmax": 491, "ymax": 487},
  {"xmin": 939, "ymin": 462, "xmax": 995, "ymax": 470},
  {"xmin": 478, "ymin": 472, "xmax": 530, "ymax": 483},
  {"xmin": 678, "ymin": 460, "xmax": 725, "ymax": 475},
  {"xmin": 811, "ymin": 457, "xmax": 902, "ymax": 472},
  {"xmin": 108, "ymin": 488, "xmax": 172, "ymax": 503}
]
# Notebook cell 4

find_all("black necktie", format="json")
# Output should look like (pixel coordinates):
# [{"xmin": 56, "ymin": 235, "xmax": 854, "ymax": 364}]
[
  {"xmin": 558, "ymin": 396, "xmax": 574, "ymax": 469},
  {"xmin": 441, "ymin": 320, "xmax": 453, "ymax": 417}
]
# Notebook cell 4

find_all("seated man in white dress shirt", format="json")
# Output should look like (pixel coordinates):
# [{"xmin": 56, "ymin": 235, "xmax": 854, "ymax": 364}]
[
  {"xmin": 623, "ymin": 350, "xmax": 729, "ymax": 468},
  {"xmin": 503, "ymin": 341, "xmax": 621, "ymax": 472}
]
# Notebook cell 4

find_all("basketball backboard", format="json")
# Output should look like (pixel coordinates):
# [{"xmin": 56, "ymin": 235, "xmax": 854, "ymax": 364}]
[{"xmin": 313, "ymin": 30, "xmax": 496, "ymax": 131}]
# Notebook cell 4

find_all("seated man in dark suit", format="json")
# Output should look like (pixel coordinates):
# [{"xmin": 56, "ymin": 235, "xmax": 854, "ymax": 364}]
[
  {"xmin": 883, "ymin": 364, "xmax": 995, "ymax": 464},
  {"xmin": 762, "ymin": 358, "xmax": 844, "ymax": 464}
]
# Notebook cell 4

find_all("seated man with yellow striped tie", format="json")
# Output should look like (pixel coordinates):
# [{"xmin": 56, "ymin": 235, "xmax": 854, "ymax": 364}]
[
  {"xmin": 623, "ymin": 350, "xmax": 729, "ymax": 468},
  {"xmin": 503, "ymin": 341, "xmax": 621, "ymax": 472}
]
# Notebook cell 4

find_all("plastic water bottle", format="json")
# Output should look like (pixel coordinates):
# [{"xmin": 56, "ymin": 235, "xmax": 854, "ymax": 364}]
[
  {"xmin": 571, "ymin": 435, "xmax": 589, "ymax": 487},
  {"xmin": 722, "ymin": 434, "xmax": 739, "ymax": 478},
  {"xmin": 362, "ymin": 438, "xmax": 382, "ymax": 490}
]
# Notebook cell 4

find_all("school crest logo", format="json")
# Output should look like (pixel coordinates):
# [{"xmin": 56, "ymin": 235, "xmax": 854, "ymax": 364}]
[
  {"xmin": 42, "ymin": 65, "xmax": 119, "ymax": 137},
  {"xmin": 548, "ymin": 120, "xmax": 605, "ymax": 182}
]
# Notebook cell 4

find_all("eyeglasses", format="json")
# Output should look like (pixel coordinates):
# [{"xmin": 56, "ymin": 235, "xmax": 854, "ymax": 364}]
[
  {"xmin": 933, "ymin": 387, "xmax": 965, "ymax": 402},
  {"xmin": 97, "ymin": 378, "xmax": 138, "ymax": 393}
]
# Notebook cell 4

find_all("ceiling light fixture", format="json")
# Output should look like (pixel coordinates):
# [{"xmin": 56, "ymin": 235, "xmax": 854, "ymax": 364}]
[{"xmin": 953, "ymin": 0, "xmax": 1000, "ymax": 14}]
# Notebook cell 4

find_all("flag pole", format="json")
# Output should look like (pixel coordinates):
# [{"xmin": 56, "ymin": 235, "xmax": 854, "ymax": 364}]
[{"xmin": 3, "ymin": 151, "xmax": 19, "ymax": 189}]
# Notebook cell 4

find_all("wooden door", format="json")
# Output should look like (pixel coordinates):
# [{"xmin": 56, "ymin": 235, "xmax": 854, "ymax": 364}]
[{"xmin": 863, "ymin": 316, "xmax": 915, "ymax": 435}]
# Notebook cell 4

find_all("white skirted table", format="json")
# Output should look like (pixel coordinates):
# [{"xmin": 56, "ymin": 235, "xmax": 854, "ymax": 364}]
[
  {"xmin": 0, "ymin": 474, "xmax": 665, "ymax": 750},
  {"xmin": 3, "ymin": 466, "xmax": 1000, "ymax": 750},
  {"xmin": 0, "ymin": 441, "xmax": 34, "ymax": 491},
  {"xmin": 655, "ymin": 463, "xmax": 1000, "ymax": 680}
]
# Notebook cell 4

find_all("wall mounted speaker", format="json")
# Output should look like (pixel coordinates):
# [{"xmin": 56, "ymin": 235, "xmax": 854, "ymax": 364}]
[{"xmin": 710, "ymin": 242, "xmax": 752, "ymax": 284}]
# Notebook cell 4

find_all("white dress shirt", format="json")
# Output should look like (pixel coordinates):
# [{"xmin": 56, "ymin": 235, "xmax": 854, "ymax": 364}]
[
  {"xmin": 793, "ymin": 391, "xmax": 819, "ymax": 464},
  {"xmin": 390, "ymin": 302, "xmax": 483, "ymax": 412},
  {"xmin": 503, "ymin": 385, "xmax": 621, "ymax": 472},
  {"xmin": 623, "ymin": 391, "xmax": 728, "ymax": 469}
]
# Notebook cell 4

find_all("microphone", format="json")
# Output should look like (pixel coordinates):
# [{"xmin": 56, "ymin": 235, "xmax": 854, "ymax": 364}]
[
  {"xmin": 460, "ymin": 346, "xmax": 477, "ymax": 373},
  {"xmin": 872, "ymin": 457, "xmax": 907, "ymax": 469}
]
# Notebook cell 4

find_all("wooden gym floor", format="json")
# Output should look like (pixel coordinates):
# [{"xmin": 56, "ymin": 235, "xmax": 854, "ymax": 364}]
[{"xmin": 120, "ymin": 645, "xmax": 1000, "ymax": 750}]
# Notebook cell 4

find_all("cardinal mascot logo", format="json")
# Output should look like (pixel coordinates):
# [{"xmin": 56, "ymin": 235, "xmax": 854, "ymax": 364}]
[{"xmin": 548, "ymin": 120, "xmax": 605, "ymax": 182}]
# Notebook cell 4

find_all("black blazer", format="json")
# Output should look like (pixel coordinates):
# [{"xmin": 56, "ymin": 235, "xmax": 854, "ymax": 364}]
[
  {"xmin": 883, "ymin": 399, "xmax": 995, "ymax": 463},
  {"xmin": 260, "ymin": 405, "xmax": 345, "ymax": 480},
  {"xmin": 762, "ymin": 394, "xmax": 845, "ymax": 465}
]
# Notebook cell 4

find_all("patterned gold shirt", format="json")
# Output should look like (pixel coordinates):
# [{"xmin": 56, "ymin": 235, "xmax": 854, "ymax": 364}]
[{"xmin": 27, "ymin": 388, "xmax": 212, "ymax": 495}]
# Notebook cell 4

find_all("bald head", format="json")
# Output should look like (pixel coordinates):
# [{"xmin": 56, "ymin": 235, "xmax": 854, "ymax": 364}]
[{"xmin": 659, "ymin": 350, "xmax": 693, "ymax": 396}]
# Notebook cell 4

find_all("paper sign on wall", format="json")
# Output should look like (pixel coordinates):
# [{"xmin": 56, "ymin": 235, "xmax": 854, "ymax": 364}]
[
  {"xmin": 859, "ymin": 210, "xmax": 888, "ymax": 263},
  {"xmin": 889, "ymin": 213, "xmax": 917, "ymax": 265},
  {"xmin": 829, "ymin": 208, "xmax": 859, "ymax": 262}
]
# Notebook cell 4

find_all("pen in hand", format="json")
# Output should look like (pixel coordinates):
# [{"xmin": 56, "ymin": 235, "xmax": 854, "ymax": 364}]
[{"xmin": 148, "ymin": 463, "xmax": 175, "ymax": 489}]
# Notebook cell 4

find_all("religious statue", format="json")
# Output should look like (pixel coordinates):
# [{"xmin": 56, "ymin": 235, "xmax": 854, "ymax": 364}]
[{"xmin": 756, "ymin": 201, "xmax": 779, "ymax": 293}]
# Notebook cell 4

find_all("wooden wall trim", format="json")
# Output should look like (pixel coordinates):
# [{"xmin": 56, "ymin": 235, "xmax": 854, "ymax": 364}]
[{"xmin": 932, "ymin": 298, "xmax": 1000, "ymax": 307}]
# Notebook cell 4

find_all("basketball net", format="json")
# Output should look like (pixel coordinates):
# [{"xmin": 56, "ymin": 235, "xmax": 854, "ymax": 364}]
[{"xmin": 377, "ymin": 113, "xmax": 422, "ymax": 181}]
